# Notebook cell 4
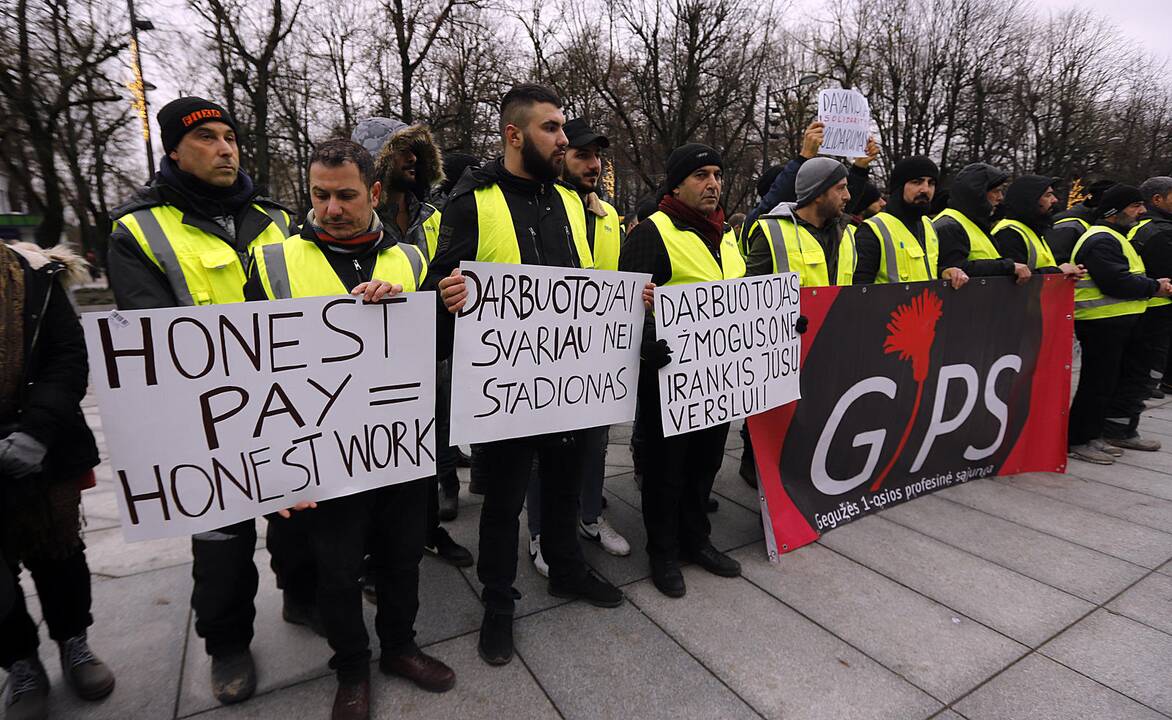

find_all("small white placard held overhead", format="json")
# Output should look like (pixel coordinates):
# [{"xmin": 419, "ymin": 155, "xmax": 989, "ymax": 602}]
[
  {"xmin": 449, "ymin": 261, "xmax": 650, "ymax": 445},
  {"xmin": 817, "ymin": 88, "xmax": 871, "ymax": 158},
  {"xmin": 82, "ymin": 295, "xmax": 437, "ymax": 542},
  {"xmin": 655, "ymin": 273, "xmax": 802, "ymax": 437}
]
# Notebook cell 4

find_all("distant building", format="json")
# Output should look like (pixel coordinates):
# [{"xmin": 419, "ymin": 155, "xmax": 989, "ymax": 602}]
[{"xmin": 0, "ymin": 169, "xmax": 41, "ymax": 243}]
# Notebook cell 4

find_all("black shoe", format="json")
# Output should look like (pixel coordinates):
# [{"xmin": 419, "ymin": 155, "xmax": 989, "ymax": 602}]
[
  {"xmin": 282, "ymin": 591, "xmax": 326, "ymax": 637},
  {"xmin": 59, "ymin": 633, "xmax": 116, "ymax": 700},
  {"xmin": 1151, "ymin": 386, "xmax": 1166, "ymax": 399},
  {"xmin": 739, "ymin": 450, "xmax": 757, "ymax": 489},
  {"xmin": 468, "ymin": 475, "xmax": 485, "ymax": 496},
  {"xmin": 650, "ymin": 557, "xmax": 686, "ymax": 598},
  {"xmin": 438, "ymin": 488, "xmax": 458, "ymax": 522},
  {"xmin": 425, "ymin": 527, "xmax": 474, "ymax": 567},
  {"xmin": 456, "ymin": 447, "xmax": 472, "ymax": 467},
  {"xmin": 549, "ymin": 569, "xmax": 624, "ymax": 608},
  {"xmin": 1160, "ymin": 382, "xmax": 1172, "ymax": 394},
  {"xmin": 4, "ymin": 655, "xmax": 48, "ymax": 720},
  {"xmin": 600, "ymin": 495, "xmax": 608, "ymax": 510},
  {"xmin": 210, "ymin": 649, "xmax": 256, "ymax": 705},
  {"xmin": 478, "ymin": 611, "xmax": 514, "ymax": 666},
  {"xmin": 705, "ymin": 497, "xmax": 719, "ymax": 513},
  {"xmin": 685, "ymin": 544, "xmax": 741, "ymax": 578}
]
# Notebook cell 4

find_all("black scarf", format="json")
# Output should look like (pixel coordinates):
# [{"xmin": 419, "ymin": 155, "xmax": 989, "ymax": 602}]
[{"xmin": 159, "ymin": 156, "xmax": 256, "ymax": 220}]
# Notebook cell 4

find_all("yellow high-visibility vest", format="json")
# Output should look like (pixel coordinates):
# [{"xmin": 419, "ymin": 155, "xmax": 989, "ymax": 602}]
[
  {"xmin": 647, "ymin": 211, "xmax": 745, "ymax": 286},
  {"xmin": 1071, "ymin": 224, "xmax": 1151, "ymax": 320},
  {"xmin": 864, "ymin": 212, "xmax": 938, "ymax": 282},
  {"xmin": 472, "ymin": 184, "xmax": 592, "ymax": 267},
  {"xmin": 253, "ymin": 236, "xmax": 427, "ymax": 299},
  {"xmin": 992, "ymin": 218, "xmax": 1057, "ymax": 270},
  {"xmin": 934, "ymin": 208, "xmax": 1001, "ymax": 261}
]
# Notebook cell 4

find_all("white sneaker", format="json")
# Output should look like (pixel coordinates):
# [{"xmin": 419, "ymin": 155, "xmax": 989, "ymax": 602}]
[
  {"xmin": 579, "ymin": 516, "xmax": 631, "ymax": 557},
  {"xmin": 529, "ymin": 534, "xmax": 549, "ymax": 577}
]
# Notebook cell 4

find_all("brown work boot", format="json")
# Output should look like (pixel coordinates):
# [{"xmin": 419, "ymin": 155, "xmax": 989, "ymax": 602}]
[
  {"xmin": 331, "ymin": 677, "xmax": 370, "ymax": 720},
  {"xmin": 380, "ymin": 647, "xmax": 456, "ymax": 692},
  {"xmin": 58, "ymin": 633, "xmax": 115, "ymax": 700}
]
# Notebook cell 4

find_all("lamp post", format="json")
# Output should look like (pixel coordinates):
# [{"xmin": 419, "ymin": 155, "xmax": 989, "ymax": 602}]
[
  {"xmin": 762, "ymin": 73, "xmax": 820, "ymax": 167},
  {"xmin": 127, "ymin": 1, "xmax": 156, "ymax": 179}
]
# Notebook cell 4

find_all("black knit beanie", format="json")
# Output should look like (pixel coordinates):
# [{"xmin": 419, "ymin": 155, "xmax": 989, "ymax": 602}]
[
  {"xmin": 1096, "ymin": 184, "xmax": 1144, "ymax": 219},
  {"xmin": 890, "ymin": 156, "xmax": 940, "ymax": 192},
  {"xmin": 756, "ymin": 165, "xmax": 783, "ymax": 200},
  {"xmin": 664, "ymin": 144, "xmax": 723, "ymax": 196},
  {"xmin": 158, "ymin": 97, "xmax": 238, "ymax": 153}
]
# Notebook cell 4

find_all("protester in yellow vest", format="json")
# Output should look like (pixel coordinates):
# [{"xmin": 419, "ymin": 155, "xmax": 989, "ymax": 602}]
[
  {"xmin": 1046, "ymin": 178, "xmax": 1116, "ymax": 264},
  {"xmin": 1131, "ymin": 177, "xmax": 1172, "ymax": 398},
  {"xmin": 511, "ymin": 117, "xmax": 634, "ymax": 571},
  {"xmin": 1067, "ymin": 185, "xmax": 1172, "ymax": 466},
  {"xmin": 852, "ymin": 156, "xmax": 968, "ymax": 288},
  {"xmin": 352, "ymin": 117, "xmax": 445, "ymax": 260},
  {"xmin": 245, "ymin": 138, "xmax": 455, "ymax": 720},
  {"xmin": 106, "ymin": 96, "xmax": 305, "ymax": 707},
  {"xmin": 619, "ymin": 142, "xmax": 746, "ymax": 599},
  {"xmin": 934, "ymin": 162, "xmax": 1031, "ymax": 284},
  {"xmin": 742, "ymin": 157, "xmax": 856, "ymax": 287},
  {"xmin": 992, "ymin": 175, "xmax": 1085, "ymax": 279},
  {"xmin": 427, "ymin": 84, "xmax": 628, "ymax": 667}
]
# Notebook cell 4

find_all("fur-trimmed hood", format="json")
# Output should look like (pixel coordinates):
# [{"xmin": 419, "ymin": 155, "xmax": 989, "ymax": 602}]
[
  {"xmin": 373, "ymin": 123, "xmax": 445, "ymax": 199},
  {"xmin": 8, "ymin": 242, "xmax": 90, "ymax": 287}
]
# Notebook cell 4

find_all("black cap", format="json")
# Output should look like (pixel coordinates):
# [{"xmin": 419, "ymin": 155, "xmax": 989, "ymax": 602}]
[
  {"xmin": 1096, "ymin": 184, "xmax": 1145, "ymax": 219},
  {"xmin": 158, "ymin": 96, "xmax": 238, "ymax": 153},
  {"xmin": 564, "ymin": 118, "xmax": 609, "ymax": 150},
  {"xmin": 664, "ymin": 143, "xmax": 723, "ymax": 195},
  {"xmin": 756, "ymin": 165, "xmax": 783, "ymax": 200}
]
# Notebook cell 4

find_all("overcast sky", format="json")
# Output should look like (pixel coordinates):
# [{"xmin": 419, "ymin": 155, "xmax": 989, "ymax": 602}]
[{"xmin": 1041, "ymin": 0, "xmax": 1169, "ymax": 65}]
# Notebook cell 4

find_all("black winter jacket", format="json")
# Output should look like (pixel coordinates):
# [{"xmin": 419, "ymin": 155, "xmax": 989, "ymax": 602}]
[
  {"xmin": 1073, "ymin": 224, "xmax": 1159, "ymax": 302},
  {"xmin": 934, "ymin": 163, "xmax": 1016, "ymax": 277}
]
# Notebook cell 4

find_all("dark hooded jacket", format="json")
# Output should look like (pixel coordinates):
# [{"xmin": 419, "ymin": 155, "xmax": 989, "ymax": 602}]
[
  {"xmin": 933, "ymin": 163, "xmax": 1016, "ymax": 277},
  {"xmin": 992, "ymin": 175, "xmax": 1062, "ymax": 273},
  {"xmin": 106, "ymin": 161, "xmax": 294, "ymax": 310},
  {"xmin": 422, "ymin": 158, "xmax": 586, "ymax": 357},
  {"xmin": 370, "ymin": 123, "xmax": 445, "ymax": 251},
  {"xmin": 1131, "ymin": 205, "xmax": 1172, "ymax": 295},
  {"xmin": 1045, "ymin": 202, "xmax": 1098, "ymax": 264}
]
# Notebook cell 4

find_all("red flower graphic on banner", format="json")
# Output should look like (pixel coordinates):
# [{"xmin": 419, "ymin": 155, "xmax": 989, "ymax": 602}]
[{"xmin": 869, "ymin": 289, "xmax": 944, "ymax": 491}]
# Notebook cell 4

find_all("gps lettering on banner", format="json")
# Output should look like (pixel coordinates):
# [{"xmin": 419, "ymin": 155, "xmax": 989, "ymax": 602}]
[
  {"xmin": 746, "ymin": 278, "xmax": 1073, "ymax": 557},
  {"xmin": 449, "ymin": 262, "xmax": 650, "ymax": 445},
  {"xmin": 817, "ymin": 88, "xmax": 871, "ymax": 158},
  {"xmin": 655, "ymin": 273, "xmax": 802, "ymax": 437},
  {"xmin": 82, "ymin": 295, "xmax": 437, "ymax": 542}
]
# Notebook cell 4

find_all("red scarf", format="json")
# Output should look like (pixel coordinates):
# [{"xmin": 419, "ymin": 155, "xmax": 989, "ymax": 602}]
[
  {"xmin": 658, "ymin": 196, "xmax": 726, "ymax": 247},
  {"xmin": 304, "ymin": 209, "xmax": 383, "ymax": 247}
]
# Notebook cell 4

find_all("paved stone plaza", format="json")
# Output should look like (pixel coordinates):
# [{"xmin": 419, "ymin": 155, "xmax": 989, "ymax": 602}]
[{"xmin": 9, "ymin": 391, "xmax": 1172, "ymax": 719}]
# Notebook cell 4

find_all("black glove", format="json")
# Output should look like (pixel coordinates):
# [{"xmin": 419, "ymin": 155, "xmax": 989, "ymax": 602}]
[
  {"xmin": 641, "ymin": 338, "xmax": 673, "ymax": 369},
  {"xmin": 795, "ymin": 315, "xmax": 809, "ymax": 334}
]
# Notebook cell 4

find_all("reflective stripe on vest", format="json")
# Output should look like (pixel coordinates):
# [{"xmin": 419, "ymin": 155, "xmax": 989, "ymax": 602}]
[
  {"xmin": 648, "ymin": 211, "xmax": 745, "ymax": 286},
  {"xmin": 1127, "ymin": 219, "xmax": 1170, "ymax": 308},
  {"xmin": 472, "ymin": 184, "xmax": 592, "ymax": 267},
  {"xmin": 421, "ymin": 204, "xmax": 442, "ymax": 260},
  {"xmin": 1071, "ymin": 225, "xmax": 1149, "ymax": 320},
  {"xmin": 116, "ymin": 204, "xmax": 289, "ymax": 306},
  {"xmin": 755, "ymin": 215, "xmax": 851, "ymax": 287},
  {"xmin": 591, "ymin": 200, "xmax": 622, "ymax": 271},
  {"xmin": 865, "ymin": 213, "xmax": 937, "ymax": 283},
  {"xmin": 991, "ymin": 218, "xmax": 1057, "ymax": 270},
  {"xmin": 935, "ymin": 208, "xmax": 1000, "ymax": 260},
  {"xmin": 255, "ymin": 238, "xmax": 427, "ymax": 300},
  {"xmin": 838, "ymin": 225, "xmax": 858, "ymax": 286}
]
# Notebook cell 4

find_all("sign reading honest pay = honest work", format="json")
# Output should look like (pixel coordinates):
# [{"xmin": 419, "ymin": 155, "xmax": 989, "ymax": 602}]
[
  {"xmin": 449, "ymin": 261, "xmax": 651, "ymax": 445},
  {"xmin": 655, "ymin": 272, "xmax": 802, "ymax": 437},
  {"xmin": 817, "ymin": 88, "xmax": 872, "ymax": 158},
  {"xmin": 82, "ymin": 295, "xmax": 437, "ymax": 542}
]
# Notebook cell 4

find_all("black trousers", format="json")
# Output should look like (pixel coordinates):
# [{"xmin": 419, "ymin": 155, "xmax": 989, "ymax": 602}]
[
  {"xmin": 308, "ymin": 480, "xmax": 428, "ymax": 683},
  {"xmin": 191, "ymin": 515, "xmax": 316, "ymax": 658},
  {"xmin": 635, "ymin": 366, "xmax": 729, "ymax": 560},
  {"xmin": 1141, "ymin": 305, "xmax": 1172, "ymax": 386},
  {"xmin": 0, "ymin": 547, "xmax": 92, "ymax": 667},
  {"xmin": 476, "ymin": 433, "xmax": 588, "ymax": 614},
  {"xmin": 1069, "ymin": 315, "xmax": 1144, "ymax": 446}
]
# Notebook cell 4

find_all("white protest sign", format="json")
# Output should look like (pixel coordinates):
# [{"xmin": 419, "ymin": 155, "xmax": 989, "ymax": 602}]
[
  {"xmin": 817, "ymin": 88, "xmax": 871, "ymax": 158},
  {"xmin": 82, "ymin": 295, "xmax": 436, "ymax": 542},
  {"xmin": 450, "ymin": 261, "xmax": 650, "ymax": 445},
  {"xmin": 655, "ymin": 273, "xmax": 802, "ymax": 437}
]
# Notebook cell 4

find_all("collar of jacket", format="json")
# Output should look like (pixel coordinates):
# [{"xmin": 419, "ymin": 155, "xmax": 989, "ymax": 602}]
[{"xmin": 583, "ymin": 192, "xmax": 607, "ymax": 218}]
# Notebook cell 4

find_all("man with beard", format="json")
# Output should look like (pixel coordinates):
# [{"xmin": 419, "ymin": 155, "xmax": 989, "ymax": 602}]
[
  {"xmin": 934, "ymin": 162, "xmax": 1032, "ymax": 284},
  {"xmin": 852, "ymin": 156, "xmax": 966, "ymax": 287},
  {"xmin": 425, "ymin": 84, "xmax": 625, "ymax": 667},
  {"xmin": 247, "ymin": 138, "xmax": 454, "ymax": 720},
  {"xmin": 992, "ymin": 176, "xmax": 1085, "ymax": 278},
  {"xmin": 1067, "ymin": 185, "xmax": 1172, "ymax": 465},
  {"xmin": 526, "ymin": 118, "xmax": 631, "ymax": 576},
  {"xmin": 1132, "ymin": 177, "xmax": 1172, "ymax": 396},
  {"xmin": 352, "ymin": 117, "xmax": 472, "ymax": 562},
  {"xmin": 106, "ymin": 97, "xmax": 309, "ymax": 706},
  {"xmin": 1047, "ymin": 178, "xmax": 1116, "ymax": 263},
  {"xmin": 620, "ymin": 143, "xmax": 746, "ymax": 598},
  {"xmin": 742, "ymin": 157, "xmax": 855, "ymax": 286}
]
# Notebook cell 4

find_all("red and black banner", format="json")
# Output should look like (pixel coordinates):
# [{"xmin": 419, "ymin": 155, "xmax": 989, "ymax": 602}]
[{"xmin": 747, "ymin": 276, "xmax": 1073, "ymax": 557}]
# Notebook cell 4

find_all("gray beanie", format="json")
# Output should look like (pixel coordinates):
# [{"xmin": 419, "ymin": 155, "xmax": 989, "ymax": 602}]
[
  {"xmin": 351, "ymin": 116, "xmax": 407, "ymax": 156},
  {"xmin": 795, "ymin": 157, "xmax": 849, "ymax": 208}
]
